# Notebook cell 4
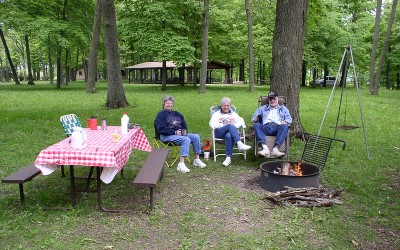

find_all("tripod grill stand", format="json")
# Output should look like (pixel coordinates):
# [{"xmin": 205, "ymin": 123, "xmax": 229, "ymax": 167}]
[{"xmin": 318, "ymin": 45, "xmax": 370, "ymax": 158}]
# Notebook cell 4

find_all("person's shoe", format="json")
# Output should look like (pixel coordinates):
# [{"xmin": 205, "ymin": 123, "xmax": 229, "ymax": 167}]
[
  {"xmin": 222, "ymin": 157, "xmax": 231, "ymax": 167},
  {"xmin": 238, "ymin": 144, "xmax": 251, "ymax": 152},
  {"xmin": 271, "ymin": 148, "xmax": 285, "ymax": 157},
  {"xmin": 177, "ymin": 163, "xmax": 190, "ymax": 173},
  {"xmin": 193, "ymin": 159, "xmax": 207, "ymax": 168},
  {"xmin": 257, "ymin": 148, "xmax": 270, "ymax": 157}
]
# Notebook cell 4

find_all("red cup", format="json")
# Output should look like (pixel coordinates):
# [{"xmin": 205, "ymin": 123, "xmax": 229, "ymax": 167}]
[{"xmin": 86, "ymin": 117, "xmax": 98, "ymax": 130}]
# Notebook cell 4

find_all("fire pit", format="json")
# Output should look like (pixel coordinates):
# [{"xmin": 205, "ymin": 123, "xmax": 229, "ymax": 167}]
[
  {"xmin": 260, "ymin": 161, "xmax": 321, "ymax": 192},
  {"xmin": 259, "ymin": 133, "xmax": 347, "ymax": 192}
]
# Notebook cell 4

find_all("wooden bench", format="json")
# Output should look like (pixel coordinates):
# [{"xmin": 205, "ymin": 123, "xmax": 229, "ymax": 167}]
[
  {"xmin": 2, "ymin": 163, "xmax": 41, "ymax": 205},
  {"xmin": 132, "ymin": 148, "xmax": 169, "ymax": 210}
]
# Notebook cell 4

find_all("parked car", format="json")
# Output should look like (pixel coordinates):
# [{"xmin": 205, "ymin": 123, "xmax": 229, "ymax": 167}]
[{"xmin": 314, "ymin": 76, "xmax": 337, "ymax": 86}]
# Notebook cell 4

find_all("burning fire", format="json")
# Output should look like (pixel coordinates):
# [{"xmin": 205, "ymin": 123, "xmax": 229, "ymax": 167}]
[
  {"xmin": 275, "ymin": 162, "xmax": 304, "ymax": 176},
  {"xmin": 290, "ymin": 162, "xmax": 303, "ymax": 176}
]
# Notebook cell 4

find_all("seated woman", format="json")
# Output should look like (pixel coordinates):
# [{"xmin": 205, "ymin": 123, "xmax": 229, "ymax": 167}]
[
  {"xmin": 209, "ymin": 97, "xmax": 251, "ymax": 167},
  {"xmin": 155, "ymin": 95, "xmax": 207, "ymax": 173}
]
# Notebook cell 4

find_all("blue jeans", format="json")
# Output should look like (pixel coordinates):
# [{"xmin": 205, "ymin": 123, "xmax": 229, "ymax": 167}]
[
  {"xmin": 214, "ymin": 124, "xmax": 241, "ymax": 157},
  {"xmin": 160, "ymin": 133, "xmax": 202, "ymax": 157},
  {"xmin": 253, "ymin": 122, "xmax": 288, "ymax": 147}
]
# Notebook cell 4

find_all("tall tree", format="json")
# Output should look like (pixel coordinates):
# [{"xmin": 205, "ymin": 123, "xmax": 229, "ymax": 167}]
[
  {"xmin": 270, "ymin": 0, "xmax": 308, "ymax": 133},
  {"xmin": 0, "ymin": 28, "xmax": 20, "ymax": 85},
  {"xmin": 369, "ymin": 0, "xmax": 382, "ymax": 94},
  {"xmin": 87, "ymin": 0, "xmax": 102, "ymax": 94},
  {"xmin": 102, "ymin": 0, "xmax": 128, "ymax": 108},
  {"xmin": 199, "ymin": 0, "xmax": 209, "ymax": 93},
  {"xmin": 245, "ymin": 0, "xmax": 255, "ymax": 91},
  {"xmin": 371, "ymin": 0, "xmax": 398, "ymax": 95},
  {"xmin": 24, "ymin": 34, "xmax": 34, "ymax": 85}
]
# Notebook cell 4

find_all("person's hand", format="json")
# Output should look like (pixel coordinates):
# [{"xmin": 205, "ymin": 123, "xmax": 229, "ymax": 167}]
[
  {"xmin": 281, "ymin": 121, "xmax": 287, "ymax": 125},
  {"xmin": 252, "ymin": 116, "xmax": 259, "ymax": 123},
  {"xmin": 176, "ymin": 129, "xmax": 182, "ymax": 135}
]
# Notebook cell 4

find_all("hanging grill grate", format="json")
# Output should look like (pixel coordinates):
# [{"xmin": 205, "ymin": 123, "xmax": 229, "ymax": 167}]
[{"xmin": 300, "ymin": 133, "xmax": 346, "ymax": 171}]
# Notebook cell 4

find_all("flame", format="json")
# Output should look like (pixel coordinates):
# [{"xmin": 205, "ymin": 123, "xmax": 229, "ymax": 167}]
[{"xmin": 291, "ymin": 162, "xmax": 303, "ymax": 176}]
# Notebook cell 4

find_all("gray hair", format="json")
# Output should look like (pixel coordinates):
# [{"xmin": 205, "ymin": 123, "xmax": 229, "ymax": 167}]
[
  {"xmin": 162, "ymin": 95, "xmax": 175, "ymax": 107},
  {"xmin": 220, "ymin": 97, "xmax": 231, "ymax": 106}
]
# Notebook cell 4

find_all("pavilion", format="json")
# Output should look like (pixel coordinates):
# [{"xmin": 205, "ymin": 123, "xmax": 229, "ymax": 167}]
[{"xmin": 125, "ymin": 60, "xmax": 233, "ymax": 84}]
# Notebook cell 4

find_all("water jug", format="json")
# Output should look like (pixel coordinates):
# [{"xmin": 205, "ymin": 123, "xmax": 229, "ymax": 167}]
[
  {"xmin": 70, "ymin": 127, "xmax": 88, "ymax": 149},
  {"xmin": 121, "ymin": 112, "xmax": 129, "ymax": 135}
]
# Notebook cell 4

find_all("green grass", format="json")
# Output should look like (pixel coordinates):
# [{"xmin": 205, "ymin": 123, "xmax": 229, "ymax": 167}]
[{"xmin": 0, "ymin": 80, "xmax": 399, "ymax": 249}]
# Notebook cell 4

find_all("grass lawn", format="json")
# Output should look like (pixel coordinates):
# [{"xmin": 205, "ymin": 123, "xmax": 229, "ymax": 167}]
[{"xmin": 0, "ymin": 80, "xmax": 399, "ymax": 249}]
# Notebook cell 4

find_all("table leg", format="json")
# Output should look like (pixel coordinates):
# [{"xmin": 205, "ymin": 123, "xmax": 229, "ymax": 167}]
[
  {"xmin": 86, "ymin": 166, "xmax": 94, "ymax": 190},
  {"xmin": 69, "ymin": 165, "xmax": 76, "ymax": 207},
  {"xmin": 96, "ymin": 167, "xmax": 129, "ymax": 213}
]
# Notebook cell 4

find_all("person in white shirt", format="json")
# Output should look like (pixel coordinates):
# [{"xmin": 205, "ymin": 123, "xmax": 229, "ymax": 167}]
[
  {"xmin": 209, "ymin": 97, "xmax": 251, "ymax": 167},
  {"xmin": 251, "ymin": 91, "xmax": 292, "ymax": 158}
]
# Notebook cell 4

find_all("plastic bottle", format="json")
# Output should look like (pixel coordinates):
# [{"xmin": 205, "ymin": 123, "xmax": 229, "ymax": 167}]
[{"xmin": 121, "ymin": 112, "xmax": 129, "ymax": 134}]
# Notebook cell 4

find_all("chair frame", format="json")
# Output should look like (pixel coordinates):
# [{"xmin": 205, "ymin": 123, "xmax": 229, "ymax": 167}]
[
  {"xmin": 60, "ymin": 114, "xmax": 82, "ymax": 137},
  {"xmin": 60, "ymin": 114, "xmax": 82, "ymax": 177},
  {"xmin": 210, "ymin": 105, "xmax": 247, "ymax": 162},
  {"xmin": 253, "ymin": 96, "xmax": 290, "ymax": 159},
  {"xmin": 153, "ymin": 122, "xmax": 191, "ymax": 168}
]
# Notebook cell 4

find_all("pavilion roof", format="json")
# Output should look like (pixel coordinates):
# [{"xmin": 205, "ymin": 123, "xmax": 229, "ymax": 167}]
[
  {"xmin": 125, "ymin": 61, "xmax": 176, "ymax": 69},
  {"xmin": 125, "ymin": 60, "xmax": 232, "ymax": 70}
]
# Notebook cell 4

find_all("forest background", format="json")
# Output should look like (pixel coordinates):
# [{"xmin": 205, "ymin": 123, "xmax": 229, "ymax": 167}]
[{"xmin": 1, "ymin": 0, "xmax": 400, "ymax": 93}]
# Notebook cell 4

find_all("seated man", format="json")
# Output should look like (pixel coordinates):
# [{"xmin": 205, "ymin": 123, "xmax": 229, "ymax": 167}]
[
  {"xmin": 155, "ymin": 95, "xmax": 207, "ymax": 173},
  {"xmin": 209, "ymin": 97, "xmax": 251, "ymax": 167},
  {"xmin": 251, "ymin": 91, "xmax": 292, "ymax": 158}
]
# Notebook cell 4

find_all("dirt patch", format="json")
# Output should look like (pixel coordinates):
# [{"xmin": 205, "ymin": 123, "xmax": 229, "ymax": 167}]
[{"xmin": 222, "ymin": 168, "xmax": 266, "ymax": 194}]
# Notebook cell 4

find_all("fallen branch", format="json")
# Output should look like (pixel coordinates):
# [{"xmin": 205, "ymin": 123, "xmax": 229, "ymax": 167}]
[{"xmin": 262, "ymin": 186, "xmax": 344, "ymax": 208}]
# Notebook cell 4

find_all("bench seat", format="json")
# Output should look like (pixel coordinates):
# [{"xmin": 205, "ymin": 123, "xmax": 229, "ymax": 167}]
[
  {"xmin": 2, "ymin": 163, "xmax": 41, "ymax": 205},
  {"xmin": 132, "ymin": 148, "xmax": 169, "ymax": 209}
]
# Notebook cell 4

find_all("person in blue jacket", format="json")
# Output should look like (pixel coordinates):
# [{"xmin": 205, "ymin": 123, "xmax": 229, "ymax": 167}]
[
  {"xmin": 155, "ymin": 95, "xmax": 207, "ymax": 173},
  {"xmin": 251, "ymin": 91, "xmax": 292, "ymax": 158}
]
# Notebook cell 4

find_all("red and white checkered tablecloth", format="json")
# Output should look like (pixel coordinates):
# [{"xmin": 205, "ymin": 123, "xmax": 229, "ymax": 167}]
[{"xmin": 35, "ymin": 126, "xmax": 152, "ymax": 183}]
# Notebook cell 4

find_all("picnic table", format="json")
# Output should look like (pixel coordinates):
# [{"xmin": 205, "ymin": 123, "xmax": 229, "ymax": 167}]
[{"xmin": 35, "ymin": 126, "xmax": 152, "ymax": 212}]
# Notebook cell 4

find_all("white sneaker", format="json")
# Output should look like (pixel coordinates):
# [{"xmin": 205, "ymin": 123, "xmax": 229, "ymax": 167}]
[
  {"xmin": 271, "ymin": 148, "xmax": 285, "ymax": 157},
  {"xmin": 238, "ymin": 144, "xmax": 251, "ymax": 152},
  {"xmin": 193, "ymin": 159, "xmax": 207, "ymax": 168},
  {"xmin": 257, "ymin": 148, "xmax": 270, "ymax": 157},
  {"xmin": 177, "ymin": 163, "xmax": 190, "ymax": 173},
  {"xmin": 222, "ymin": 157, "xmax": 231, "ymax": 167}
]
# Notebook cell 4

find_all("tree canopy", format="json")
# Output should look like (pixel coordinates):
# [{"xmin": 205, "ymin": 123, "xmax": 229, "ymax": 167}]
[{"xmin": 1, "ymin": 0, "xmax": 399, "ymax": 92}]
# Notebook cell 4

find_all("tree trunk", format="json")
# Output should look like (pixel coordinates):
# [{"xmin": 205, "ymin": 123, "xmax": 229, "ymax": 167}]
[
  {"xmin": 25, "ymin": 36, "xmax": 34, "ymax": 84},
  {"xmin": 373, "ymin": 0, "xmax": 398, "ymax": 95},
  {"xmin": 161, "ymin": 60, "xmax": 167, "ymax": 91},
  {"xmin": 65, "ymin": 49, "xmax": 70, "ymax": 85},
  {"xmin": 39, "ymin": 48, "xmax": 47, "ymax": 81},
  {"xmin": 270, "ymin": 0, "xmax": 308, "ymax": 134},
  {"xmin": 385, "ymin": 53, "xmax": 390, "ymax": 89},
  {"xmin": 301, "ymin": 60, "xmax": 306, "ymax": 86},
  {"xmin": 56, "ymin": 44, "xmax": 62, "ymax": 88},
  {"xmin": 0, "ymin": 28, "xmax": 20, "ymax": 85},
  {"xmin": 87, "ymin": 0, "xmax": 102, "ymax": 93},
  {"xmin": 48, "ymin": 36, "xmax": 54, "ymax": 84},
  {"xmin": 102, "ymin": 0, "xmax": 129, "ymax": 108},
  {"xmin": 0, "ymin": 55, "xmax": 4, "ymax": 82},
  {"xmin": 323, "ymin": 63, "xmax": 328, "ymax": 87},
  {"xmin": 199, "ymin": 0, "xmax": 209, "ymax": 93},
  {"xmin": 245, "ymin": 0, "xmax": 255, "ymax": 92},
  {"xmin": 369, "ymin": 0, "xmax": 382, "ymax": 94},
  {"xmin": 239, "ymin": 58, "xmax": 245, "ymax": 81}
]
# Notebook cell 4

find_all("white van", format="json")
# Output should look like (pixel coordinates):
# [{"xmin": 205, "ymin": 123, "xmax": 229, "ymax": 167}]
[{"xmin": 315, "ymin": 76, "xmax": 337, "ymax": 86}]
